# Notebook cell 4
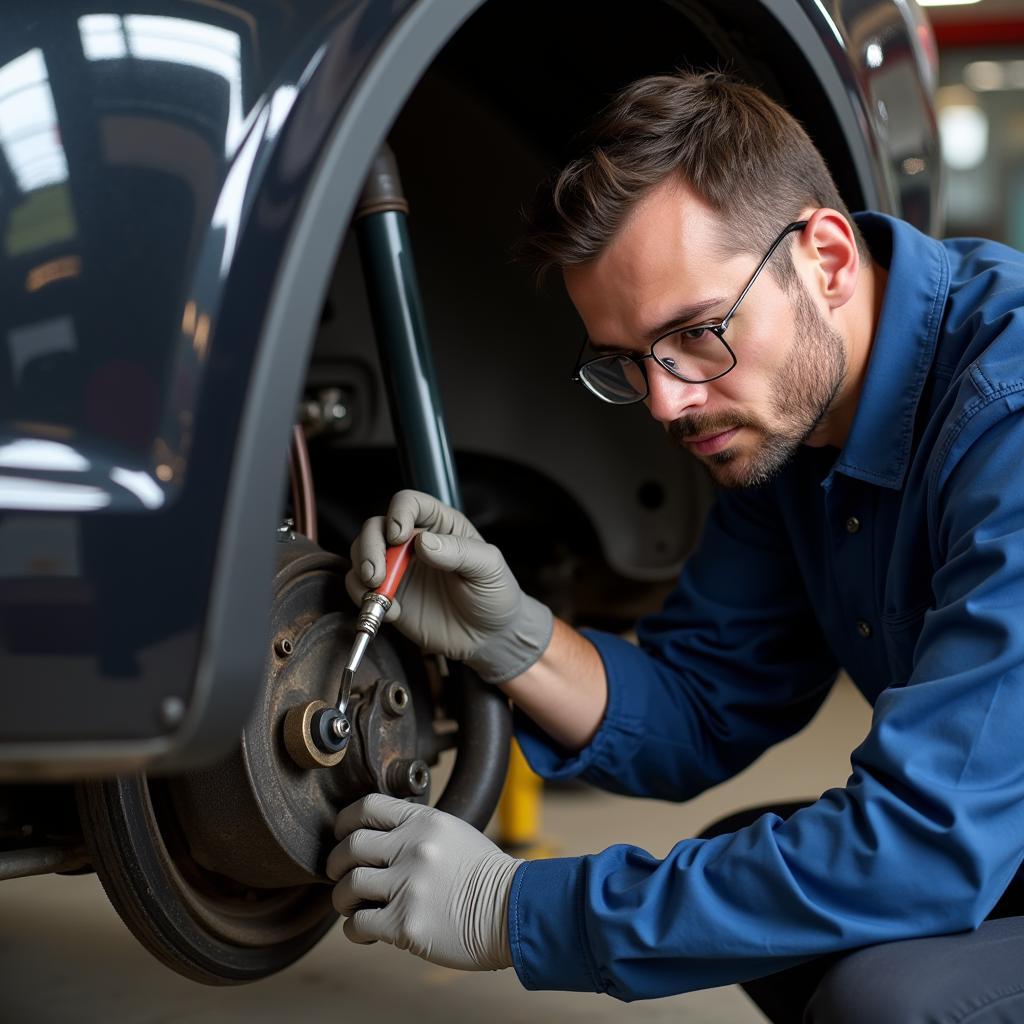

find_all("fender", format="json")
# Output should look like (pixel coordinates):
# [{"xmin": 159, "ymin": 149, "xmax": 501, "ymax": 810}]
[{"xmin": 0, "ymin": 0, "xmax": 480, "ymax": 773}]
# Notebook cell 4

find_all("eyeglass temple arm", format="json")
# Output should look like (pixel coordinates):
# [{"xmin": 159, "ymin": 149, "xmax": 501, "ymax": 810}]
[{"xmin": 720, "ymin": 220, "xmax": 808, "ymax": 329}]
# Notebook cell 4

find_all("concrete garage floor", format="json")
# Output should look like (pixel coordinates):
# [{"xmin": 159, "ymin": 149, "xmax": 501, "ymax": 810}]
[{"xmin": 0, "ymin": 676, "xmax": 871, "ymax": 1023}]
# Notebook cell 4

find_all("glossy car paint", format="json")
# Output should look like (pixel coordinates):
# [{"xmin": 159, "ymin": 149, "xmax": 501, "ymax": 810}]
[
  {"xmin": 0, "ymin": 0, "xmax": 480, "ymax": 772},
  {"xmin": 0, "ymin": 0, "xmax": 939, "ymax": 774},
  {"xmin": 804, "ymin": 0, "xmax": 942, "ymax": 230}
]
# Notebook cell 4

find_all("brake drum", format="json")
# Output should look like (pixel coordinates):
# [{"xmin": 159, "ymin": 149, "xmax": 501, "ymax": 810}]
[{"xmin": 77, "ymin": 536, "xmax": 434, "ymax": 983}]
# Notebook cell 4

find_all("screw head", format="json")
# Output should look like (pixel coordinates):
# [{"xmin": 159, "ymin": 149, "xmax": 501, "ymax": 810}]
[
  {"xmin": 317, "ymin": 388, "xmax": 352, "ymax": 433},
  {"xmin": 330, "ymin": 716, "xmax": 352, "ymax": 740}
]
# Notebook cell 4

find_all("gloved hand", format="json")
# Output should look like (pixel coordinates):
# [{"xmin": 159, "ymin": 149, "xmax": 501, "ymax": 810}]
[
  {"xmin": 346, "ymin": 489, "xmax": 553, "ymax": 684},
  {"xmin": 328, "ymin": 793, "xmax": 523, "ymax": 971}
]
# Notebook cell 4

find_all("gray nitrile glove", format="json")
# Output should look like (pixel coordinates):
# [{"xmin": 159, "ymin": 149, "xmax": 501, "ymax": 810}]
[
  {"xmin": 328, "ymin": 793, "xmax": 523, "ymax": 971},
  {"xmin": 346, "ymin": 489, "xmax": 553, "ymax": 684}
]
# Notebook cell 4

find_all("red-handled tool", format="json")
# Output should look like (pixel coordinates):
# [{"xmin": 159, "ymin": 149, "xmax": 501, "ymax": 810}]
[
  {"xmin": 335, "ymin": 533, "xmax": 417, "ymax": 717},
  {"xmin": 283, "ymin": 534, "xmax": 419, "ymax": 767}
]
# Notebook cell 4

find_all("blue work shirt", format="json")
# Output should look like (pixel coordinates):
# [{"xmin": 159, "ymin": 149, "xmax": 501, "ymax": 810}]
[{"xmin": 508, "ymin": 212, "xmax": 1024, "ymax": 1000}]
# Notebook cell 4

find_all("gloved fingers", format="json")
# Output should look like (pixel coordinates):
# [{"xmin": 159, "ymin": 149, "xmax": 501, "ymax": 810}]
[
  {"xmin": 386, "ymin": 490, "xmax": 478, "ymax": 544},
  {"xmin": 415, "ymin": 533, "xmax": 504, "ymax": 582},
  {"xmin": 334, "ymin": 793, "xmax": 425, "ymax": 841},
  {"xmin": 350, "ymin": 516, "xmax": 389, "ymax": 589},
  {"xmin": 331, "ymin": 865, "xmax": 392, "ymax": 917},
  {"xmin": 343, "ymin": 907, "xmax": 388, "ymax": 946},
  {"xmin": 344, "ymin": 570, "xmax": 401, "ymax": 622},
  {"xmin": 326, "ymin": 825, "xmax": 394, "ymax": 880}
]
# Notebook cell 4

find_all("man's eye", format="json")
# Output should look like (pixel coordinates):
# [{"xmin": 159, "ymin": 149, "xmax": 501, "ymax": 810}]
[{"xmin": 679, "ymin": 326, "xmax": 713, "ymax": 342}]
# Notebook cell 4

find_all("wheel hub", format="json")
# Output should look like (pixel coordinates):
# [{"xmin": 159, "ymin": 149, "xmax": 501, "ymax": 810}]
[{"xmin": 167, "ymin": 537, "xmax": 430, "ymax": 888}]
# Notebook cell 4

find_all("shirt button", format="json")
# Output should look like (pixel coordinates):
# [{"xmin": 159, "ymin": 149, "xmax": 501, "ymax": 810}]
[
  {"xmin": 845, "ymin": 516, "xmax": 861, "ymax": 534},
  {"xmin": 856, "ymin": 620, "xmax": 873, "ymax": 639}
]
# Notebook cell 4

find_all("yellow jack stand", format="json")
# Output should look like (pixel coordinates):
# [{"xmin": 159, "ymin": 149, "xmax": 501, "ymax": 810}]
[{"xmin": 497, "ymin": 739, "xmax": 558, "ymax": 857}]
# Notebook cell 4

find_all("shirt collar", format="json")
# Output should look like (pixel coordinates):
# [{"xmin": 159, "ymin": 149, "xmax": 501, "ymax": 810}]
[{"xmin": 829, "ymin": 212, "xmax": 949, "ymax": 490}]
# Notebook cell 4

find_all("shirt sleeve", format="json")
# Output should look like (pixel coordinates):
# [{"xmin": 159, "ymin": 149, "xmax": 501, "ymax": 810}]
[
  {"xmin": 510, "ymin": 394, "xmax": 1024, "ymax": 1001},
  {"xmin": 515, "ymin": 480, "xmax": 839, "ymax": 801}
]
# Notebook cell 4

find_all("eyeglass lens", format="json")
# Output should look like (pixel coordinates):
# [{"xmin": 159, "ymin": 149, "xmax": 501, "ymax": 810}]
[
  {"xmin": 652, "ymin": 328, "xmax": 732, "ymax": 381},
  {"xmin": 580, "ymin": 354, "xmax": 648, "ymax": 404},
  {"xmin": 580, "ymin": 328, "xmax": 733, "ymax": 402}
]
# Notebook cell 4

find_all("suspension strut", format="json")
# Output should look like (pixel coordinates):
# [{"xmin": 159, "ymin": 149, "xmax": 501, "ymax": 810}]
[{"xmin": 284, "ymin": 144, "xmax": 509, "ymax": 829}]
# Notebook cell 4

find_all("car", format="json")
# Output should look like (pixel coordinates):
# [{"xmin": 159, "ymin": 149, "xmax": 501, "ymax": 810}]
[{"xmin": 0, "ymin": 0, "xmax": 941, "ymax": 985}]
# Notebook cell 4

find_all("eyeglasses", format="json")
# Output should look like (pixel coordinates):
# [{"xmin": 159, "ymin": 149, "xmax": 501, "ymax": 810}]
[{"xmin": 570, "ymin": 220, "xmax": 808, "ymax": 405}]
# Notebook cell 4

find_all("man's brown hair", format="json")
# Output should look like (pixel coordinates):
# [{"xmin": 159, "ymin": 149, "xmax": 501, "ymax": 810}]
[{"xmin": 520, "ymin": 70, "xmax": 868, "ymax": 288}]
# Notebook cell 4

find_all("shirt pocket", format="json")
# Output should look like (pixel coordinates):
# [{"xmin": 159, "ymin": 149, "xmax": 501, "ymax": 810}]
[{"xmin": 881, "ymin": 603, "xmax": 930, "ymax": 684}]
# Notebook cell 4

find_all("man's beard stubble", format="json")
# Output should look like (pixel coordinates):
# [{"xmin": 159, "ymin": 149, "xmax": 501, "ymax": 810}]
[{"xmin": 668, "ymin": 282, "xmax": 847, "ymax": 489}]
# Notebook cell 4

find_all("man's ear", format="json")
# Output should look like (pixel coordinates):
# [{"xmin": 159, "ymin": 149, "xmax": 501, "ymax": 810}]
[{"xmin": 797, "ymin": 208, "xmax": 860, "ymax": 311}]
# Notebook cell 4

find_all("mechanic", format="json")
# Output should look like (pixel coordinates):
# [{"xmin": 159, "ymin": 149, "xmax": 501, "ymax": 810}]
[{"xmin": 327, "ymin": 71, "xmax": 1024, "ymax": 1022}]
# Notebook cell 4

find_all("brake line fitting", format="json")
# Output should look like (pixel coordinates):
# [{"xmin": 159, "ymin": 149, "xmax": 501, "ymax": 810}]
[{"xmin": 283, "ymin": 535, "xmax": 417, "ymax": 769}]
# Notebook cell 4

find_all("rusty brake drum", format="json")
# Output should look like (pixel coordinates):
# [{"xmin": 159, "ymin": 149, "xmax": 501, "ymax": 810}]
[{"xmin": 78, "ymin": 535, "xmax": 511, "ymax": 983}]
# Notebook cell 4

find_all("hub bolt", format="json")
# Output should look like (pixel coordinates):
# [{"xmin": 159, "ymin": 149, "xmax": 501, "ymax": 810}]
[
  {"xmin": 387, "ymin": 758, "xmax": 430, "ymax": 797},
  {"xmin": 381, "ymin": 680, "xmax": 410, "ymax": 717}
]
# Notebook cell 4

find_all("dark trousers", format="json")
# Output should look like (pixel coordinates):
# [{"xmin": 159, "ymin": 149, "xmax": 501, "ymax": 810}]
[{"xmin": 700, "ymin": 804, "xmax": 1024, "ymax": 1024}]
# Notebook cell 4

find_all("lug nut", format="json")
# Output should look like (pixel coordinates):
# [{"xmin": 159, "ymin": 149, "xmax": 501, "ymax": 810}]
[
  {"xmin": 381, "ymin": 680, "xmax": 410, "ymax": 717},
  {"xmin": 387, "ymin": 758, "xmax": 430, "ymax": 797}
]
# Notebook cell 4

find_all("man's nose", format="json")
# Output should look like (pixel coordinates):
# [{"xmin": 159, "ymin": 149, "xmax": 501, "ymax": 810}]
[{"xmin": 644, "ymin": 362, "xmax": 708, "ymax": 423}]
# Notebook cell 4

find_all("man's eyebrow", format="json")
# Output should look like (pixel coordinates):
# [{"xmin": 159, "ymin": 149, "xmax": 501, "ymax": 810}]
[
  {"xmin": 641, "ymin": 297, "xmax": 728, "ymax": 342},
  {"xmin": 586, "ymin": 297, "xmax": 728, "ymax": 354}
]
